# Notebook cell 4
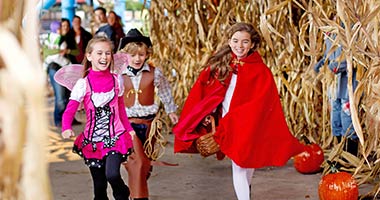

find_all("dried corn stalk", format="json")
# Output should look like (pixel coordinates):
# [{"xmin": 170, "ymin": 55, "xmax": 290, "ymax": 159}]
[
  {"xmin": 146, "ymin": 0, "xmax": 380, "ymax": 196},
  {"xmin": 0, "ymin": 0, "xmax": 51, "ymax": 199}
]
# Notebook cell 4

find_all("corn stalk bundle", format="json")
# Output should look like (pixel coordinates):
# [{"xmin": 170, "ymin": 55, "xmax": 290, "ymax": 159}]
[
  {"xmin": 301, "ymin": 1, "xmax": 380, "ymax": 197},
  {"xmin": 0, "ymin": 0, "xmax": 51, "ymax": 199},
  {"xmin": 147, "ymin": 0, "xmax": 380, "ymax": 195}
]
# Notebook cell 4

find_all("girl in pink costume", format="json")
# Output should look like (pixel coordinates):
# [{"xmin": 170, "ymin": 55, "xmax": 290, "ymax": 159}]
[{"xmin": 61, "ymin": 36, "xmax": 136, "ymax": 200}]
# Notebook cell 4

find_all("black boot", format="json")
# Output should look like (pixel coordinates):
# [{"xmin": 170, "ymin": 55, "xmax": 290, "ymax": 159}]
[
  {"xmin": 346, "ymin": 139, "xmax": 358, "ymax": 156},
  {"xmin": 336, "ymin": 136, "xmax": 342, "ymax": 143}
]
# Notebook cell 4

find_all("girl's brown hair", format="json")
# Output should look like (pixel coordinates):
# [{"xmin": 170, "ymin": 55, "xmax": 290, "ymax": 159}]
[
  {"xmin": 82, "ymin": 36, "xmax": 114, "ymax": 77},
  {"xmin": 205, "ymin": 22, "xmax": 261, "ymax": 81}
]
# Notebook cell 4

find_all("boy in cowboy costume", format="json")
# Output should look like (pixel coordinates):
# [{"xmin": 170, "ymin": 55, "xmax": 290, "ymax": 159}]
[{"xmin": 118, "ymin": 28, "xmax": 179, "ymax": 200}]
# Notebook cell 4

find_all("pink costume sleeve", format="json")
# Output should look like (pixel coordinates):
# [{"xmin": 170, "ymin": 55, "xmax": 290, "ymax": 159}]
[
  {"xmin": 118, "ymin": 96, "xmax": 133, "ymax": 132},
  {"xmin": 62, "ymin": 100, "xmax": 80, "ymax": 132}
]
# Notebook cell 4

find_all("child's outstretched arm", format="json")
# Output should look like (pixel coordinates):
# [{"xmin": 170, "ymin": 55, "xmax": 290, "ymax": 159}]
[
  {"xmin": 155, "ymin": 68, "xmax": 178, "ymax": 121},
  {"xmin": 42, "ymin": 46, "xmax": 60, "ymax": 59},
  {"xmin": 61, "ymin": 100, "xmax": 80, "ymax": 138}
]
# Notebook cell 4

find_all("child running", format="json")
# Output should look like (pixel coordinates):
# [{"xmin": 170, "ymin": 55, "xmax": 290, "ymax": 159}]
[
  {"xmin": 117, "ymin": 28, "xmax": 179, "ymax": 200},
  {"xmin": 61, "ymin": 36, "xmax": 135, "ymax": 200},
  {"xmin": 173, "ymin": 22, "xmax": 306, "ymax": 200}
]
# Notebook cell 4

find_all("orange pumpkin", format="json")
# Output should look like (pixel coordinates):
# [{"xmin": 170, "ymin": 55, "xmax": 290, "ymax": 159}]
[
  {"xmin": 293, "ymin": 136, "xmax": 324, "ymax": 174},
  {"xmin": 318, "ymin": 171, "xmax": 358, "ymax": 200},
  {"xmin": 293, "ymin": 143, "xmax": 324, "ymax": 174}
]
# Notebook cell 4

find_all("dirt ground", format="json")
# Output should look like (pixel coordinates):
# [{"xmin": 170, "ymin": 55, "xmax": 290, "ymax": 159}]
[{"xmin": 46, "ymin": 99, "xmax": 375, "ymax": 200}]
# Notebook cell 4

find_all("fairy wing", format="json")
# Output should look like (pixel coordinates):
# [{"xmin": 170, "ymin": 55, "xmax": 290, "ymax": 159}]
[
  {"xmin": 54, "ymin": 53, "xmax": 128, "ymax": 90},
  {"xmin": 54, "ymin": 64, "xmax": 84, "ymax": 91},
  {"xmin": 113, "ymin": 52, "xmax": 129, "ymax": 74}
]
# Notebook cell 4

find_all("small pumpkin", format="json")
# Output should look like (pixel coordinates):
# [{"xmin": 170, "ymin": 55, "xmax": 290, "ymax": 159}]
[
  {"xmin": 318, "ymin": 165, "xmax": 358, "ymax": 200},
  {"xmin": 293, "ymin": 136, "xmax": 324, "ymax": 174}
]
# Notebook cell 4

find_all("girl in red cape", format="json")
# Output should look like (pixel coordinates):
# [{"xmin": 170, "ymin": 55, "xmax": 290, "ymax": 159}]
[{"xmin": 173, "ymin": 22, "xmax": 306, "ymax": 200}]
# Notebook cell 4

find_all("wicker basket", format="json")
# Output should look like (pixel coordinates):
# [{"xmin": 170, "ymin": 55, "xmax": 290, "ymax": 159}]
[{"xmin": 196, "ymin": 115, "xmax": 220, "ymax": 157}]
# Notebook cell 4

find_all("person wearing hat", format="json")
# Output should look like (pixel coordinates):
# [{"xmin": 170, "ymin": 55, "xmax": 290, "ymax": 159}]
[
  {"xmin": 118, "ymin": 28, "xmax": 179, "ymax": 200},
  {"xmin": 117, "ymin": 28, "xmax": 152, "ymax": 52}
]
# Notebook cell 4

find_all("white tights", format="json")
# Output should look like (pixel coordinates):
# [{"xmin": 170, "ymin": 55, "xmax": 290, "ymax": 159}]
[{"xmin": 232, "ymin": 161, "xmax": 255, "ymax": 200}]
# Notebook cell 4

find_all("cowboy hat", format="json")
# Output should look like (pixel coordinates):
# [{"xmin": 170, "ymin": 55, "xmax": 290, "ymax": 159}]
[{"xmin": 117, "ymin": 28, "xmax": 152, "ymax": 51}]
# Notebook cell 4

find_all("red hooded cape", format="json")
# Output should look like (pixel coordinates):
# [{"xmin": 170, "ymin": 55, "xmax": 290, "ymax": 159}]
[{"xmin": 173, "ymin": 52, "xmax": 305, "ymax": 168}]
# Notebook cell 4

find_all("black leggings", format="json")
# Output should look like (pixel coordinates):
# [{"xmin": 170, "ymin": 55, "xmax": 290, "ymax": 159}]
[{"xmin": 89, "ymin": 153, "xmax": 130, "ymax": 200}]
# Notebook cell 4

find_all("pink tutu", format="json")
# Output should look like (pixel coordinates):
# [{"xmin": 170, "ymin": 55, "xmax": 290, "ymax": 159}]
[{"xmin": 73, "ymin": 131, "xmax": 133, "ymax": 168}]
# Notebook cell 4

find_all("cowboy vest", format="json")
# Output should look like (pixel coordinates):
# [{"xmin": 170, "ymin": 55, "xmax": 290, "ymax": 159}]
[{"xmin": 123, "ymin": 65, "xmax": 155, "ymax": 107}]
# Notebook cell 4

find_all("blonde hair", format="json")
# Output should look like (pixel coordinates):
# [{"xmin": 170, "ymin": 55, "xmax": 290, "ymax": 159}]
[
  {"xmin": 205, "ymin": 22, "xmax": 261, "ymax": 82},
  {"xmin": 82, "ymin": 36, "xmax": 114, "ymax": 77},
  {"xmin": 119, "ymin": 42, "xmax": 152, "ymax": 58}
]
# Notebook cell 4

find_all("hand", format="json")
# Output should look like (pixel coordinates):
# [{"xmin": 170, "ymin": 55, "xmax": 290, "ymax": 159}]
[
  {"xmin": 59, "ymin": 49, "xmax": 66, "ymax": 55},
  {"xmin": 168, "ymin": 112, "xmax": 179, "ymax": 124},
  {"xmin": 201, "ymin": 115, "xmax": 213, "ymax": 126},
  {"xmin": 129, "ymin": 131, "xmax": 137, "ymax": 140},
  {"xmin": 61, "ymin": 129, "xmax": 75, "ymax": 139},
  {"xmin": 60, "ymin": 49, "xmax": 70, "ymax": 55}
]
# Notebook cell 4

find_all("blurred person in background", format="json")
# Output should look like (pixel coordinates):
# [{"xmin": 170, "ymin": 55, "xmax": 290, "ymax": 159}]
[
  {"xmin": 72, "ymin": 15, "xmax": 93, "ymax": 64},
  {"xmin": 42, "ymin": 21, "xmax": 71, "ymax": 71},
  {"xmin": 314, "ymin": 13, "xmax": 358, "ymax": 156},
  {"xmin": 60, "ymin": 18, "xmax": 79, "ymax": 64},
  {"xmin": 107, "ymin": 11, "xmax": 125, "ymax": 52},
  {"xmin": 93, "ymin": 7, "xmax": 116, "ymax": 50},
  {"xmin": 44, "ymin": 18, "xmax": 79, "ymax": 127}
]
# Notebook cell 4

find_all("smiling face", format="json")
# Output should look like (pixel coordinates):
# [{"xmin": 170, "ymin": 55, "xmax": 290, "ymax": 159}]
[
  {"xmin": 86, "ymin": 41, "xmax": 113, "ymax": 71},
  {"xmin": 121, "ymin": 42, "xmax": 150, "ymax": 69},
  {"xmin": 128, "ymin": 48, "xmax": 148, "ymax": 69},
  {"xmin": 228, "ymin": 31, "xmax": 254, "ymax": 59},
  {"xmin": 107, "ymin": 12, "xmax": 117, "ymax": 26},
  {"xmin": 72, "ymin": 16, "xmax": 81, "ymax": 32},
  {"xmin": 61, "ymin": 20, "xmax": 70, "ymax": 36},
  {"xmin": 94, "ymin": 9, "xmax": 107, "ymax": 24}
]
